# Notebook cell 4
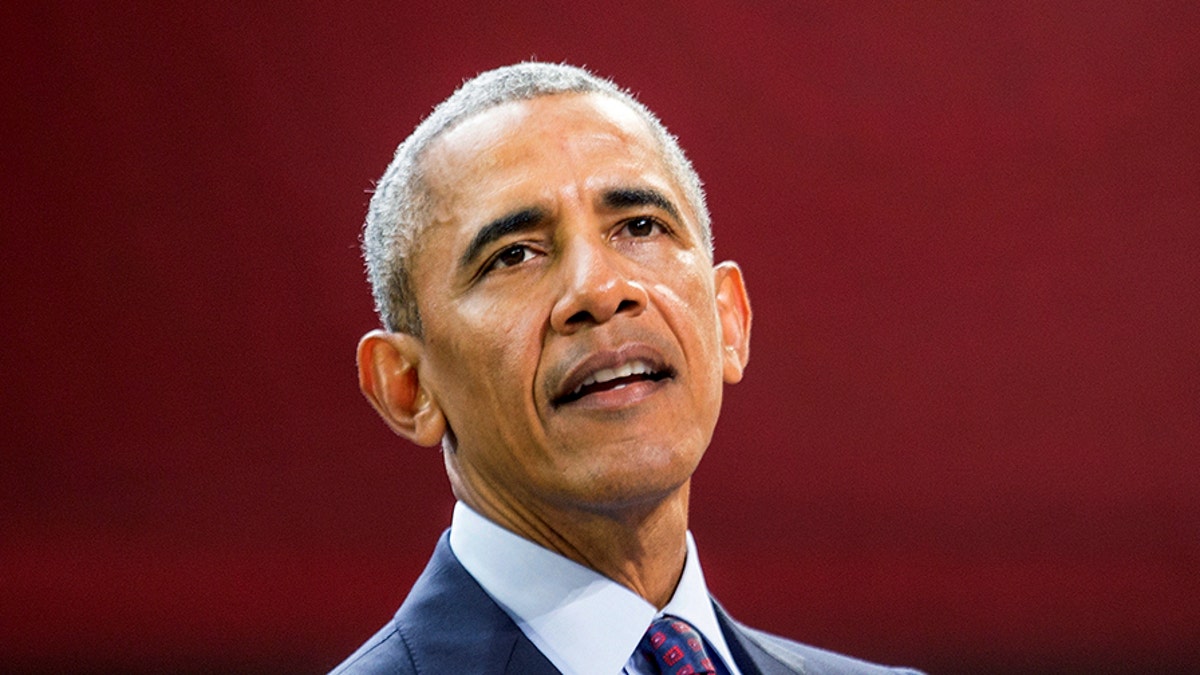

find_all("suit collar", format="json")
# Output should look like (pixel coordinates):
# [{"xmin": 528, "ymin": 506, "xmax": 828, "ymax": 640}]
[
  {"xmin": 715, "ymin": 600, "xmax": 807, "ymax": 675},
  {"xmin": 394, "ymin": 531, "xmax": 560, "ymax": 674},
  {"xmin": 396, "ymin": 531, "xmax": 804, "ymax": 675},
  {"xmin": 449, "ymin": 502, "xmax": 742, "ymax": 675}
]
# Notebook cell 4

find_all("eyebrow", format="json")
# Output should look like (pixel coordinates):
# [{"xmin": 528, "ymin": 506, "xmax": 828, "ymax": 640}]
[
  {"xmin": 459, "ymin": 207, "xmax": 546, "ymax": 270},
  {"xmin": 601, "ymin": 187, "xmax": 682, "ymax": 223},
  {"xmin": 456, "ymin": 187, "xmax": 682, "ymax": 271}
]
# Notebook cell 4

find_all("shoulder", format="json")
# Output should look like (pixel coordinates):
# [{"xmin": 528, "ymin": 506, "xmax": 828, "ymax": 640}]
[
  {"xmin": 738, "ymin": 623, "xmax": 924, "ymax": 675},
  {"xmin": 328, "ymin": 531, "xmax": 547, "ymax": 675},
  {"xmin": 327, "ymin": 618, "xmax": 416, "ymax": 675},
  {"xmin": 715, "ymin": 603, "xmax": 924, "ymax": 675}
]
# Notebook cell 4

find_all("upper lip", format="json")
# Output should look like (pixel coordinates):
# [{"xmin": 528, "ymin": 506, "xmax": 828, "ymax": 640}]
[{"xmin": 549, "ymin": 343, "xmax": 675, "ymax": 407}]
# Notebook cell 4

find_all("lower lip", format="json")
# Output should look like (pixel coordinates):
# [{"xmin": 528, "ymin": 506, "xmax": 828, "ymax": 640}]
[{"xmin": 558, "ymin": 377, "xmax": 670, "ymax": 411}]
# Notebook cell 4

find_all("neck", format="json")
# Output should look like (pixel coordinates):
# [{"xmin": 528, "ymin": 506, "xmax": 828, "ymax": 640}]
[{"xmin": 454, "ymin": 478, "xmax": 692, "ymax": 609}]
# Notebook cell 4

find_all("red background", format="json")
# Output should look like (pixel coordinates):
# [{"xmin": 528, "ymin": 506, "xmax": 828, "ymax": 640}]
[{"xmin": 3, "ymin": 3, "xmax": 1198, "ymax": 673}]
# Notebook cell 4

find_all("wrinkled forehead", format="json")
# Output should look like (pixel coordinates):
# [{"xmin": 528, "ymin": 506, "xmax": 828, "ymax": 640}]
[
  {"xmin": 404, "ymin": 92, "xmax": 699, "ymax": 275},
  {"xmin": 421, "ymin": 92, "xmax": 672, "ymax": 201}
]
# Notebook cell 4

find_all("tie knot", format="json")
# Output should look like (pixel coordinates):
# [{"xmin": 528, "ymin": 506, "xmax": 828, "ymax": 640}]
[{"xmin": 638, "ymin": 615, "xmax": 717, "ymax": 675}]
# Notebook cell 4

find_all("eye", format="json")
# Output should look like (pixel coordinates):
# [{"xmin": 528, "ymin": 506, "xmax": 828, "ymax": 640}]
[
  {"xmin": 487, "ymin": 244, "xmax": 535, "ymax": 271},
  {"xmin": 621, "ymin": 216, "xmax": 665, "ymax": 238}
]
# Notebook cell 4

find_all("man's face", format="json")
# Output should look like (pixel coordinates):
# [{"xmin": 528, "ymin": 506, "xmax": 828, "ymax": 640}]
[{"xmin": 409, "ymin": 93, "xmax": 748, "ymax": 515}]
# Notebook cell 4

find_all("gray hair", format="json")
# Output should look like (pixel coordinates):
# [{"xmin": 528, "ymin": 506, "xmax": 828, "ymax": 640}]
[{"xmin": 363, "ymin": 62, "xmax": 711, "ymax": 335}]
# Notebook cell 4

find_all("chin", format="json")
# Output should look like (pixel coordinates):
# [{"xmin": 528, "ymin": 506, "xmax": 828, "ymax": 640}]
[{"xmin": 555, "ymin": 457, "xmax": 698, "ymax": 513}]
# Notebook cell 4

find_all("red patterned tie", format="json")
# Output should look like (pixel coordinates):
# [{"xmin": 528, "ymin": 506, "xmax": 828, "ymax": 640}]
[{"xmin": 638, "ymin": 615, "xmax": 718, "ymax": 675}]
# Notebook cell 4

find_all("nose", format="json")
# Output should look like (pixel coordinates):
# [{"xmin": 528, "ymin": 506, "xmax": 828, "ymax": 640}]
[{"xmin": 549, "ymin": 237, "xmax": 648, "ymax": 334}]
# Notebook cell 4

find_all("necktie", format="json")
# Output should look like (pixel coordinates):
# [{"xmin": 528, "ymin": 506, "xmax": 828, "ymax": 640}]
[{"xmin": 638, "ymin": 615, "xmax": 718, "ymax": 675}]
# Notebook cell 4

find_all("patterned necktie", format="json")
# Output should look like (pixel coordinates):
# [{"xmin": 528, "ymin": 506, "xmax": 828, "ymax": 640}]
[{"xmin": 638, "ymin": 615, "xmax": 718, "ymax": 674}]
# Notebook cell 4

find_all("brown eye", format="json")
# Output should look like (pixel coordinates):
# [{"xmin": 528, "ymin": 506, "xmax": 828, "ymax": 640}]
[
  {"xmin": 491, "ymin": 244, "xmax": 532, "ymax": 270},
  {"xmin": 624, "ymin": 217, "xmax": 660, "ymax": 237}
]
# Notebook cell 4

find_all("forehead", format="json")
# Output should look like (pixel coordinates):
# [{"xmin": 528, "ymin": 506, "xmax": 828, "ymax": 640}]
[
  {"xmin": 419, "ymin": 92, "xmax": 682, "ymax": 216},
  {"xmin": 436, "ymin": 93, "xmax": 659, "ymax": 177}
]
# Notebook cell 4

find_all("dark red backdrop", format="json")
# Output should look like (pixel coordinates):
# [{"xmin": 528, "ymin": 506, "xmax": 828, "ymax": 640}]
[{"xmin": 4, "ymin": 3, "xmax": 1198, "ymax": 673}]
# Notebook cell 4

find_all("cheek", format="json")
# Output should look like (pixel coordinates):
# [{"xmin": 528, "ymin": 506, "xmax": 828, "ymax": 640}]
[
  {"xmin": 426, "ymin": 300, "xmax": 542, "ymax": 412},
  {"xmin": 662, "ymin": 254, "xmax": 720, "ymax": 330},
  {"xmin": 651, "ymin": 259, "xmax": 725, "ymax": 377},
  {"xmin": 458, "ymin": 295, "xmax": 543, "ymax": 356}
]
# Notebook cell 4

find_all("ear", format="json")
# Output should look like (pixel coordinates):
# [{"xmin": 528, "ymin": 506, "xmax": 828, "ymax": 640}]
[
  {"xmin": 713, "ymin": 261, "xmax": 752, "ymax": 384},
  {"xmin": 356, "ymin": 329, "xmax": 446, "ymax": 447}
]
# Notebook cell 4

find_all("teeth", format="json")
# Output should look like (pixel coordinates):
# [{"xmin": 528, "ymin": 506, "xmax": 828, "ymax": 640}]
[{"xmin": 572, "ymin": 360, "xmax": 653, "ymax": 395}]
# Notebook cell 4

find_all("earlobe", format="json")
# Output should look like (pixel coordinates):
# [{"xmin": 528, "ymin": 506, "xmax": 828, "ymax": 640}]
[
  {"xmin": 713, "ymin": 261, "xmax": 752, "ymax": 384},
  {"xmin": 356, "ymin": 330, "xmax": 446, "ymax": 447}
]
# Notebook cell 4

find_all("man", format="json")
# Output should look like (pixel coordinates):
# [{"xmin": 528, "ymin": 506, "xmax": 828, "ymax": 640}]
[{"xmin": 334, "ymin": 62, "xmax": 921, "ymax": 675}]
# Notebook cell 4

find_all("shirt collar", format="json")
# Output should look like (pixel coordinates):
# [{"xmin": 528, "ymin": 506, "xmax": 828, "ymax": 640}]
[{"xmin": 449, "ymin": 501, "xmax": 739, "ymax": 675}]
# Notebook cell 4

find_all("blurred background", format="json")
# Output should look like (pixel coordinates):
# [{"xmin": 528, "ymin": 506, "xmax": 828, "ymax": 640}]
[{"xmin": 3, "ymin": 2, "xmax": 1197, "ymax": 673}]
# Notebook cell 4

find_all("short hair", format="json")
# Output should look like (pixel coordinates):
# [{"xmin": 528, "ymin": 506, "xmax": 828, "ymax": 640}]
[{"xmin": 363, "ymin": 62, "xmax": 711, "ymax": 335}]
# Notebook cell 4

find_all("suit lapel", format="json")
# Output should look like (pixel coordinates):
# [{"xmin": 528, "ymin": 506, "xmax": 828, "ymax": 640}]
[
  {"xmin": 503, "ymin": 636, "xmax": 561, "ymax": 674},
  {"xmin": 399, "ymin": 534, "xmax": 812, "ymax": 675},
  {"xmin": 395, "ymin": 532, "xmax": 560, "ymax": 674},
  {"xmin": 714, "ymin": 600, "xmax": 807, "ymax": 675}
]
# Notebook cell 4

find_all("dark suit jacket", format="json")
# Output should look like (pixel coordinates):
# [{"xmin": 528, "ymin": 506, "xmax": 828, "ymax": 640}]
[{"xmin": 330, "ymin": 532, "xmax": 922, "ymax": 675}]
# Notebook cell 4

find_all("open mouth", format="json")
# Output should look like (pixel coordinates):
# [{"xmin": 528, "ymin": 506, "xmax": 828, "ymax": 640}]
[{"xmin": 554, "ymin": 359, "xmax": 673, "ymax": 406}]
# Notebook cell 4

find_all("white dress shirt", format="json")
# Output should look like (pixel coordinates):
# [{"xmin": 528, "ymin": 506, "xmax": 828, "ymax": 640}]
[{"xmin": 449, "ymin": 502, "xmax": 742, "ymax": 675}]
